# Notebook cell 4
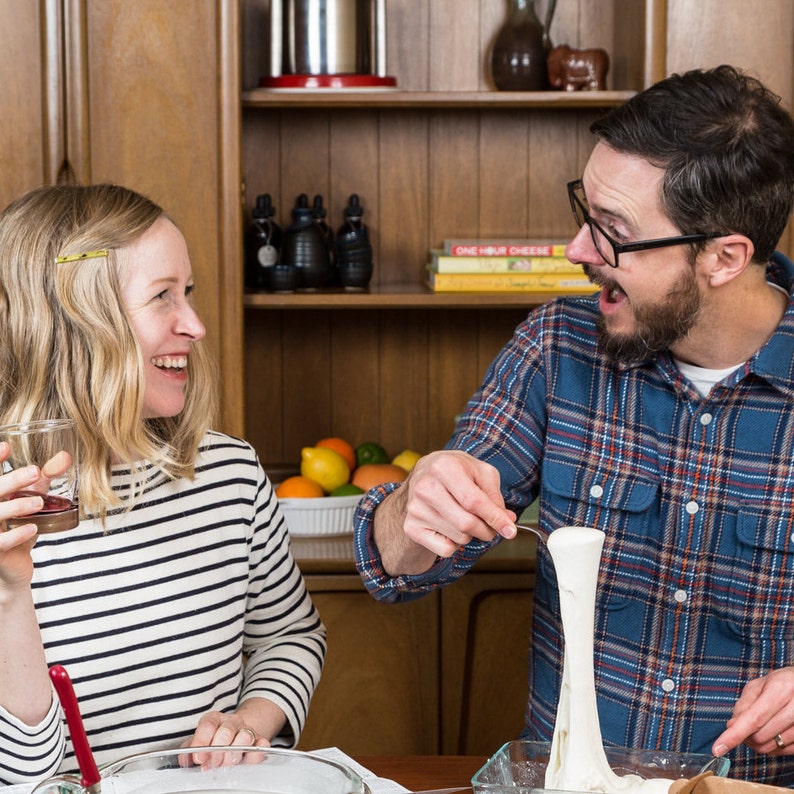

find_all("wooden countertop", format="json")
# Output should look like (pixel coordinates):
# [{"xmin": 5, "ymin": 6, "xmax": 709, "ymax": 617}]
[
  {"xmin": 357, "ymin": 754, "xmax": 486, "ymax": 791},
  {"xmin": 291, "ymin": 531, "xmax": 537, "ymax": 575}
]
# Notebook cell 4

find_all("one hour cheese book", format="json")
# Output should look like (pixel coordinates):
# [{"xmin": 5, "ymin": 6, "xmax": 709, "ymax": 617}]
[{"xmin": 442, "ymin": 238, "xmax": 569, "ymax": 257}]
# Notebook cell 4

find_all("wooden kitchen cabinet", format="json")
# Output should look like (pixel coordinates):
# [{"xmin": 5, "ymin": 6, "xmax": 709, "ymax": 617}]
[
  {"xmin": 296, "ymin": 570, "xmax": 441, "ymax": 755},
  {"xmin": 3, "ymin": 2, "xmax": 792, "ymax": 450},
  {"xmin": 439, "ymin": 562, "xmax": 535, "ymax": 755},
  {"xmin": 238, "ymin": 0, "xmax": 662, "ymax": 469},
  {"xmin": 238, "ymin": 0, "xmax": 794, "ymax": 471},
  {"xmin": 292, "ymin": 534, "xmax": 536, "ymax": 756}
]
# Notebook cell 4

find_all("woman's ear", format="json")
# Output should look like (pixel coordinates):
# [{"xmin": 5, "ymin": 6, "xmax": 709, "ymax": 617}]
[{"xmin": 704, "ymin": 234, "xmax": 755, "ymax": 288}]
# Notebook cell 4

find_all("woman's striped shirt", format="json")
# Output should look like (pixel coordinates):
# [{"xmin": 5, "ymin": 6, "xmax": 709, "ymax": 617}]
[{"xmin": 0, "ymin": 431, "xmax": 326, "ymax": 784}]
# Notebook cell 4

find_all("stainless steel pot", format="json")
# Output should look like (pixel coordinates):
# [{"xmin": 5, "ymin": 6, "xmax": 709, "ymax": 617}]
[{"xmin": 268, "ymin": 0, "xmax": 387, "ymax": 77}]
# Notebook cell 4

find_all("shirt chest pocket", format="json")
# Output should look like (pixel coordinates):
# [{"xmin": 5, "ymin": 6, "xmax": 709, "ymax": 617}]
[
  {"xmin": 542, "ymin": 454, "xmax": 659, "ymax": 526},
  {"xmin": 713, "ymin": 503, "xmax": 794, "ymax": 643},
  {"xmin": 539, "ymin": 455, "xmax": 660, "ymax": 580}
]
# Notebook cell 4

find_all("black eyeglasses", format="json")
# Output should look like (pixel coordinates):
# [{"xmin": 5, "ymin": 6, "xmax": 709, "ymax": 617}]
[{"xmin": 567, "ymin": 179, "xmax": 723, "ymax": 268}]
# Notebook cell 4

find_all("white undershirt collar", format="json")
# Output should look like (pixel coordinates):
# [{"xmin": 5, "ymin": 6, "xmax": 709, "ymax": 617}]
[{"xmin": 674, "ymin": 358, "xmax": 743, "ymax": 398}]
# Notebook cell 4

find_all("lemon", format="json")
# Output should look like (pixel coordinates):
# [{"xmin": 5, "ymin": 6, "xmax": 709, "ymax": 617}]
[
  {"xmin": 300, "ymin": 446, "xmax": 351, "ymax": 494},
  {"xmin": 391, "ymin": 449, "xmax": 421, "ymax": 471},
  {"xmin": 355, "ymin": 442, "xmax": 389, "ymax": 466}
]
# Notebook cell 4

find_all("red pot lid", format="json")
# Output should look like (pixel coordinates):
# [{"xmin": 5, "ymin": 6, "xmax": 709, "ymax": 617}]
[{"xmin": 259, "ymin": 74, "xmax": 398, "ymax": 89}]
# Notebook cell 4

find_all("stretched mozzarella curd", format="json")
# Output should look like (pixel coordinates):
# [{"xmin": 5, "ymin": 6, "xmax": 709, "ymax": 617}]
[{"xmin": 545, "ymin": 526, "xmax": 671, "ymax": 794}]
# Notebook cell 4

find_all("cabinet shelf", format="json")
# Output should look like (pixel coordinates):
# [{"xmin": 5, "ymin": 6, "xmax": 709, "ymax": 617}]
[
  {"xmin": 243, "ymin": 283, "xmax": 572, "ymax": 309},
  {"xmin": 239, "ymin": 0, "xmax": 658, "ymax": 466},
  {"xmin": 242, "ymin": 88, "xmax": 635, "ymax": 110}
]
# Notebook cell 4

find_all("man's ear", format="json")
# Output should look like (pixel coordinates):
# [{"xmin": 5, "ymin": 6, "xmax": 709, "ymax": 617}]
[{"xmin": 704, "ymin": 235, "xmax": 755, "ymax": 287}]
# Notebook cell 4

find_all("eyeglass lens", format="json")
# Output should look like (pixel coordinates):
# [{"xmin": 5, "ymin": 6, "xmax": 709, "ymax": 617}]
[{"xmin": 570, "ymin": 188, "xmax": 616, "ymax": 266}]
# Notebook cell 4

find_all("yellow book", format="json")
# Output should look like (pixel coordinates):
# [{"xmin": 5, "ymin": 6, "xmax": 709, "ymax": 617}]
[
  {"xmin": 427, "ymin": 267, "xmax": 595, "ymax": 293},
  {"xmin": 430, "ymin": 250, "xmax": 580, "ymax": 274}
]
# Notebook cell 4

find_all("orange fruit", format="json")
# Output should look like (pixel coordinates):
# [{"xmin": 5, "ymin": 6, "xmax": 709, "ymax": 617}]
[
  {"xmin": 315, "ymin": 437, "xmax": 357, "ymax": 472},
  {"xmin": 351, "ymin": 463, "xmax": 408, "ymax": 492},
  {"xmin": 275, "ymin": 475, "xmax": 324, "ymax": 499}
]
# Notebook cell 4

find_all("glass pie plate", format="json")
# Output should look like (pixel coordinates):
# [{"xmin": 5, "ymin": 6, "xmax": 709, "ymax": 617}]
[
  {"xmin": 30, "ymin": 746, "xmax": 371, "ymax": 794},
  {"xmin": 472, "ymin": 740, "xmax": 730, "ymax": 793}
]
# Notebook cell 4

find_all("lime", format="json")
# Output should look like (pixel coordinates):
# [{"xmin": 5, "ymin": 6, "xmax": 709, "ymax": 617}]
[
  {"xmin": 392, "ymin": 449, "xmax": 422, "ymax": 472},
  {"xmin": 300, "ymin": 446, "xmax": 351, "ymax": 494},
  {"xmin": 330, "ymin": 483, "xmax": 365, "ymax": 497},
  {"xmin": 355, "ymin": 441, "xmax": 389, "ymax": 467}
]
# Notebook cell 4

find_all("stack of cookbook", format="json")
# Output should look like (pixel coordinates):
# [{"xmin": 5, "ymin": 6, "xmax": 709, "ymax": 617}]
[{"xmin": 427, "ymin": 238, "xmax": 593, "ymax": 293}]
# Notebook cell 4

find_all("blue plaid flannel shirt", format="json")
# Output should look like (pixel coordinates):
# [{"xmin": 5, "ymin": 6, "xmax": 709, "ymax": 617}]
[{"xmin": 354, "ymin": 253, "xmax": 794, "ymax": 784}]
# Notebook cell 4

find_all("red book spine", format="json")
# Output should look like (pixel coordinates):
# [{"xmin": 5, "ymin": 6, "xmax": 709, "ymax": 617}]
[{"xmin": 446, "ymin": 243, "xmax": 566, "ymax": 257}]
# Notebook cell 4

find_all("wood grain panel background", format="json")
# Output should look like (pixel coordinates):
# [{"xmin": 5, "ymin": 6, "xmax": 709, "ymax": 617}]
[
  {"xmin": 0, "ymin": 1, "xmax": 45, "ymax": 208},
  {"xmin": 239, "ymin": 0, "xmax": 794, "ymax": 467}
]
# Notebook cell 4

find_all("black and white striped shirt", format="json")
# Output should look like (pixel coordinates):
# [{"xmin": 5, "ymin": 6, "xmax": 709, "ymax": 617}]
[{"xmin": 0, "ymin": 431, "xmax": 326, "ymax": 784}]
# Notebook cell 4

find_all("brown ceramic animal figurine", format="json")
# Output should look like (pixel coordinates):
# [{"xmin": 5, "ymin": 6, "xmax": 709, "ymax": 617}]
[{"xmin": 547, "ymin": 44, "xmax": 609, "ymax": 91}]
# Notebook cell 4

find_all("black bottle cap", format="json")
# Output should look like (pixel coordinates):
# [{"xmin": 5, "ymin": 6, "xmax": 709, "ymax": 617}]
[
  {"xmin": 253, "ymin": 193, "xmax": 276, "ymax": 219},
  {"xmin": 345, "ymin": 193, "xmax": 364, "ymax": 217},
  {"xmin": 312, "ymin": 194, "xmax": 327, "ymax": 219},
  {"xmin": 292, "ymin": 193, "xmax": 313, "ymax": 222}
]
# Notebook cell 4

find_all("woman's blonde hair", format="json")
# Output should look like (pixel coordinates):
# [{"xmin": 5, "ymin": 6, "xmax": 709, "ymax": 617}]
[{"xmin": 0, "ymin": 184, "xmax": 218, "ymax": 520}]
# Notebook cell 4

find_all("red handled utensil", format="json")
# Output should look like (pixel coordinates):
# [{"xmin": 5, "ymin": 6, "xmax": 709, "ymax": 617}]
[{"xmin": 49, "ymin": 664, "xmax": 102, "ymax": 793}]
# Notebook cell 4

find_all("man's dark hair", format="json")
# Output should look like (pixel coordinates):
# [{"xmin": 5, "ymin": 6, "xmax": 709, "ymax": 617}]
[{"xmin": 591, "ymin": 65, "xmax": 794, "ymax": 263}]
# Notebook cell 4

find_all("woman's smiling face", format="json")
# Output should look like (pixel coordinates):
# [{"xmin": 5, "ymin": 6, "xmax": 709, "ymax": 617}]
[{"xmin": 119, "ymin": 217, "xmax": 206, "ymax": 419}]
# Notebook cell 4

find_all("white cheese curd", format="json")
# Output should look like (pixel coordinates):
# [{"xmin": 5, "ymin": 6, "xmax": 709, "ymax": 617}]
[{"xmin": 545, "ymin": 526, "xmax": 671, "ymax": 794}]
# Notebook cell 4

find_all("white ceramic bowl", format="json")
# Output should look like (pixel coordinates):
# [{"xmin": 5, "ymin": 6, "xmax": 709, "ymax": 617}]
[{"xmin": 279, "ymin": 493, "xmax": 363, "ymax": 537}]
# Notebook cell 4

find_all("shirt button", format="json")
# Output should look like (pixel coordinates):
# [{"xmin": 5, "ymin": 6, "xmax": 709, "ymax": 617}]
[
  {"xmin": 661, "ymin": 678, "xmax": 675, "ymax": 693},
  {"xmin": 699, "ymin": 413, "xmax": 713, "ymax": 426},
  {"xmin": 590, "ymin": 484, "xmax": 603, "ymax": 498},
  {"xmin": 674, "ymin": 589, "xmax": 688, "ymax": 604},
  {"xmin": 685, "ymin": 500, "xmax": 699, "ymax": 515}
]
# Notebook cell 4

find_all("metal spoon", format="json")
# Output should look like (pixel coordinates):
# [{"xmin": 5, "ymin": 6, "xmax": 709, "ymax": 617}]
[{"xmin": 514, "ymin": 522, "xmax": 549, "ymax": 545}]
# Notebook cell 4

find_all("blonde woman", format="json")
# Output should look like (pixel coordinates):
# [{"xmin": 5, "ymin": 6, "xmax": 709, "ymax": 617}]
[{"xmin": 0, "ymin": 184, "xmax": 325, "ymax": 783}]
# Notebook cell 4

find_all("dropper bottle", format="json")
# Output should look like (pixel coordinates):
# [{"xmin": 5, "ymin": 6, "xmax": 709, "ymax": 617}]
[
  {"xmin": 336, "ymin": 193, "xmax": 373, "ymax": 289},
  {"xmin": 244, "ymin": 193, "xmax": 282, "ymax": 290},
  {"xmin": 281, "ymin": 193, "xmax": 329, "ymax": 290}
]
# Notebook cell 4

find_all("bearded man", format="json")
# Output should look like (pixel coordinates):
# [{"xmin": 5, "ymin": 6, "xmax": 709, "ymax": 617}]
[{"xmin": 353, "ymin": 65, "xmax": 794, "ymax": 785}]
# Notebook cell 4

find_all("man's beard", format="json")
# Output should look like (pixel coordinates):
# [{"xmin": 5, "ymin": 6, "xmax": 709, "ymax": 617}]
[{"xmin": 584, "ymin": 263, "xmax": 703, "ymax": 364}]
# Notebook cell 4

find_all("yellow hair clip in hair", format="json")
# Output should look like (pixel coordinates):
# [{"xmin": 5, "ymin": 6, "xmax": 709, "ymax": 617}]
[{"xmin": 55, "ymin": 249, "xmax": 109, "ymax": 264}]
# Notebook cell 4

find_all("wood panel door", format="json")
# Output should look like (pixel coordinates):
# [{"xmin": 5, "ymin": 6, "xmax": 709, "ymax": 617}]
[
  {"xmin": 0, "ymin": 0, "xmax": 244, "ymax": 435},
  {"xmin": 297, "ymin": 574, "xmax": 440, "ymax": 755},
  {"xmin": 440, "ymin": 570, "xmax": 535, "ymax": 755},
  {"xmin": 0, "ymin": 2, "xmax": 49, "ymax": 210},
  {"xmin": 72, "ymin": 0, "xmax": 243, "ymax": 435}
]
